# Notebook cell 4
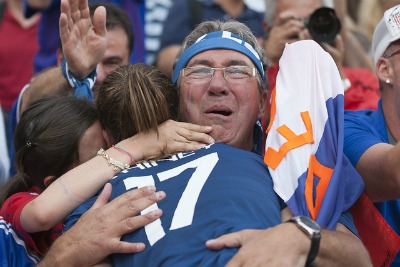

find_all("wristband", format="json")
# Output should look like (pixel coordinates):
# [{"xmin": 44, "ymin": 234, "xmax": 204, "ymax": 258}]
[{"xmin": 61, "ymin": 59, "xmax": 97, "ymax": 102}]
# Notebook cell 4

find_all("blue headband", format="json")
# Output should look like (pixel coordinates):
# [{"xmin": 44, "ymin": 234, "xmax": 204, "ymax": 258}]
[{"xmin": 172, "ymin": 31, "xmax": 265, "ymax": 85}]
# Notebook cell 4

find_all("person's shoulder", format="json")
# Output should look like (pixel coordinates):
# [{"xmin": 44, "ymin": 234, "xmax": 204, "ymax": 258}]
[
  {"xmin": 0, "ymin": 217, "xmax": 39, "ymax": 266},
  {"xmin": 344, "ymin": 109, "xmax": 375, "ymax": 122}
]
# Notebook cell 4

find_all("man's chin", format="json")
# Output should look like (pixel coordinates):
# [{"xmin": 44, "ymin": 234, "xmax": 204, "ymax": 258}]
[{"xmin": 209, "ymin": 124, "xmax": 231, "ymax": 143}]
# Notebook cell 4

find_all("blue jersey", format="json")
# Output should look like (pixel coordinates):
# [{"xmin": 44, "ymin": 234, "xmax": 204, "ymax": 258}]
[
  {"xmin": 0, "ymin": 217, "xmax": 38, "ymax": 267},
  {"xmin": 65, "ymin": 143, "xmax": 283, "ymax": 266}
]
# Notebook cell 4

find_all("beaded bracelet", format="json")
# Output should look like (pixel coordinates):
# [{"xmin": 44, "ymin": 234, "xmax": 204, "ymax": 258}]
[
  {"xmin": 113, "ymin": 144, "xmax": 136, "ymax": 165},
  {"xmin": 97, "ymin": 148, "xmax": 130, "ymax": 172}
]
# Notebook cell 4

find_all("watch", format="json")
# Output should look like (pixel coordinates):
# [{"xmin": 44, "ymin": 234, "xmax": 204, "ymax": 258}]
[{"xmin": 288, "ymin": 216, "xmax": 321, "ymax": 266}]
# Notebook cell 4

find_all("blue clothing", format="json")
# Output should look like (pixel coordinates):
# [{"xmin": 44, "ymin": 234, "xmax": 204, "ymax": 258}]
[
  {"xmin": 159, "ymin": 0, "xmax": 264, "ymax": 51},
  {"xmin": 65, "ymin": 143, "xmax": 284, "ymax": 266},
  {"xmin": 0, "ymin": 217, "xmax": 38, "ymax": 267},
  {"xmin": 24, "ymin": 0, "xmax": 145, "ymax": 74},
  {"xmin": 344, "ymin": 99, "xmax": 400, "ymax": 265},
  {"xmin": 65, "ymin": 143, "xmax": 357, "ymax": 266},
  {"xmin": 144, "ymin": 0, "xmax": 173, "ymax": 64}
]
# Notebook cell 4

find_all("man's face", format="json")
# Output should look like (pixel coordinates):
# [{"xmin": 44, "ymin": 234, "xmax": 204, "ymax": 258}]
[
  {"xmin": 93, "ymin": 27, "xmax": 130, "ymax": 98},
  {"xmin": 178, "ymin": 49, "xmax": 267, "ymax": 151}
]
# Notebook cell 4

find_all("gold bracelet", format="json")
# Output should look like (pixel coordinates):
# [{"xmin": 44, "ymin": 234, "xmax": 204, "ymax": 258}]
[{"xmin": 97, "ymin": 148, "xmax": 130, "ymax": 172}]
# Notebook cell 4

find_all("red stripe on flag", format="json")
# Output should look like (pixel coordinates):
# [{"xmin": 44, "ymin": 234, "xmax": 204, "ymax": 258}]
[{"xmin": 351, "ymin": 193, "xmax": 400, "ymax": 267}]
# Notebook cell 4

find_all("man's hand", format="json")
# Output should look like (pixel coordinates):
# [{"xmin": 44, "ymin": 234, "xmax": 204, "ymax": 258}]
[
  {"xmin": 320, "ymin": 35, "xmax": 345, "ymax": 78},
  {"xmin": 206, "ymin": 224, "xmax": 308, "ymax": 267},
  {"xmin": 264, "ymin": 11, "xmax": 305, "ymax": 63},
  {"xmin": 59, "ymin": 0, "xmax": 107, "ymax": 79},
  {"xmin": 39, "ymin": 184, "xmax": 165, "ymax": 267}
]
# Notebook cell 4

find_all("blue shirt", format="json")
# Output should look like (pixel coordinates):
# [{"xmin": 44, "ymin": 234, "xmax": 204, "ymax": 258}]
[
  {"xmin": 159, "ymin": 0, "xmax": 264, "ymax": 50},
  {"xmin": 0, "ymin": 217, "xmax": 38, "ymax": 267},
  {"xmin": 344, "ymin": 99, "xmax": 400, "ymax": 265},
  {"xmin": 65, "ymin": 143, "xmax": 283, "ymax": 266},
  {"xmin": 65, "ymin": 143, "xmax": 357, "ymax": 266}
]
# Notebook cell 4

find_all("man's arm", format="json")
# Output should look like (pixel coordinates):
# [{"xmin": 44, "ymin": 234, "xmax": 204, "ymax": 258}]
[
  {"xmin": 206, "ymin": 207, "xmax": 371, "ymax": 267},
  {"xmin": 356, "ymin": 143, "xmax": 400, "ymax": 202},
  {"xmin": 37, "ymin": 183, "xmax": 165, "ymax": 267}
]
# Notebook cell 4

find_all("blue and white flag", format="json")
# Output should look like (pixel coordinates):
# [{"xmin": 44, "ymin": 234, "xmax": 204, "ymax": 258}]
[{"xmin": 264, "ymin": 40, "xmax": 364, "ymax": 229}]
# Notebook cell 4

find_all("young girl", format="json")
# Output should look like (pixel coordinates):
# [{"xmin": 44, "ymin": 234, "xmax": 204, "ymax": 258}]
[{"xmin": 0, "ymin": 92, "xmax": 213, "ymax": 258}]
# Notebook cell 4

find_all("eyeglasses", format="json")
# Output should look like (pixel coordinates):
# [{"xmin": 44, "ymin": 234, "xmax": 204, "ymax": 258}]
[
  {"xmin": 385, "ymin": 49, "xmax": 400, "ymax": 59},
  {"xmin": 180, "ymin": 66, "xmax": 257, "ymax": 85}
]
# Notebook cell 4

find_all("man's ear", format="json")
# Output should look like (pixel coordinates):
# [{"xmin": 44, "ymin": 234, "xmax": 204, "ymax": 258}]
[
  {"xmin": 376, "ymin": 57, "xmax": 393, "ymax": 83},
  {"xmin": 102, "ymin": 129, "xmax": 113, "ymax": 148},
  {"xmin": 44, "ymin": 176, "xmax": 57, "ymax": 187}
]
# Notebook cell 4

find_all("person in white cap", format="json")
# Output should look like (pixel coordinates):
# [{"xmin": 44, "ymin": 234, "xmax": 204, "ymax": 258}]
[{"xmin": 343, "ymin": 4, "xmax": 400, "ymax": 266}]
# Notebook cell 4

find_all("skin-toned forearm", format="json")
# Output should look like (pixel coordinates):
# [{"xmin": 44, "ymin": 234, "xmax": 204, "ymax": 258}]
[
  {"xmin": 207, "ymin": 208, "xmax": 371, "ymax": 266},
  {"xmin": 357, "ymin": 143, "xmax": 400, "ymax": 202},
  {"xmin": 20, "ymin": 67, "xmax": 72, "ymax": 114},
  {"xmin": 21, "ymin": 120, "xmax": 214, "ymax": 233},
  {"xmin": 20, "ymin": 154, "xmax": 121, "ymax": 233},
  {"xmin": 313, "ymin": 224, "xmax": 371, "ymax": 267}
]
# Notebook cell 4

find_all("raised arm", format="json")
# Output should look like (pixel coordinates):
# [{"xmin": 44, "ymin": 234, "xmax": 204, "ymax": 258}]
[
  {"xmin": 20, "ymin": 0, "xmax": 107, "ymax": 114},
  {"xmin": 59, "ymin": 0, "xmax": 107, "ymax": 79}
]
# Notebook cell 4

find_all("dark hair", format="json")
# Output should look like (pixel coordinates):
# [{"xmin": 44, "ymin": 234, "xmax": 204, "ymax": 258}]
[
  {"xmin": 0, "ymin": 96, "xmax": 98, "ymax": 206},
  {"xmin": 96, "ymin": 63, "xmax": 178, "ymax": 143},
  {"xmin": 90, "ymin": 2, "xmax": 134, "ymax": 56}
]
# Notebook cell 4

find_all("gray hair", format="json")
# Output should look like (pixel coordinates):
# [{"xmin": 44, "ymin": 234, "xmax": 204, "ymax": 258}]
[{"xmin": 174, "ymin": 20, "xmax": 270, "ymax": 91}]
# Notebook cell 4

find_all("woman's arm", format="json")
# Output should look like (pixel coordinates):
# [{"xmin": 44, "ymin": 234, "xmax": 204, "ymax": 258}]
[{"xmin": 20, "ymin": 120, "xmax": 213, "ymax": 233}]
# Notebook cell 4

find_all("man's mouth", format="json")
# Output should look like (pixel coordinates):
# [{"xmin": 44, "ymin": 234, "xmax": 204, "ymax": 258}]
[{"xmin": 206, "ymin": 107, "xmax": 233, "ymax": 117}]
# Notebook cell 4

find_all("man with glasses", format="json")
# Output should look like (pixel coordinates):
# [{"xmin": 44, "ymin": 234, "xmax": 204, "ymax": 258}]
[
  {"xmin": 65, "ymin": 18, "xmax": 370, "ymax": 266},
  {"xmin": 344, "ymin": 4, "xmax": 400, "ymax": 266}
]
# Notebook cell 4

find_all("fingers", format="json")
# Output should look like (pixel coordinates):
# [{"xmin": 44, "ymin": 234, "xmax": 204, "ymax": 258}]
[
  {"xmin": 160, "ymin": 120, "xmax": 214, "ymax": 144},
  {"xmin": 92, "ymin": 6, "xmax": 107, "ymax": 37},
  {"xmin": 206, "ymin": 232, "xmax": 242, "ymax": 250},
  {"xmin": 90, "ymin": 183, "xmax": 112, "ymax": 209},
  {"xmin": 109, "ymin": 241, "xmax": 146, "ymax": 254},
  {"xmin": 109, "ymin": 188, "xmax": 166, "ymax": 233},
  {"xmin": 59, "ymin": 0, "xmax": 71, "ymax": 44},
  {"xmin": 124, "ymin": 208, "xmax": 163, "ymax": 231},
  {"xmin": 169, "ymin": 120, "xmax": 213, "ymax": 133},
  {"xmin": 105, "ymin": 186, "xmax": 161, "ymax": 218}
]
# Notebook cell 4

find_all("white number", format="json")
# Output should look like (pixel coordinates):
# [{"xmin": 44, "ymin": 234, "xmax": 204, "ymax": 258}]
[{"xmin": 123, "ymin": 153, "xmax": 219, "ymax": 245}]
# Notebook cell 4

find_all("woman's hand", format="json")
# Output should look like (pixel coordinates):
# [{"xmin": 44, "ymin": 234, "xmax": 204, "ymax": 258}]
[{"xmin": 118, "ymin": 120, "xmax": 214, "ymax": 162}]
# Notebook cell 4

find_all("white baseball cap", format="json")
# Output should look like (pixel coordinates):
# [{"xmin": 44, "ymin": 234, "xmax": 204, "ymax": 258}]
[{"xmin": 372, "ymin": 4, "xmax": 400, "ymax": 64}]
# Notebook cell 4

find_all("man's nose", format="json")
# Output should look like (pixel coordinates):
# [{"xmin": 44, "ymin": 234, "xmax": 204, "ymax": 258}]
[{"xmin": 207, "ymin": 69, "xmax": 229, "ymax": 95}]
